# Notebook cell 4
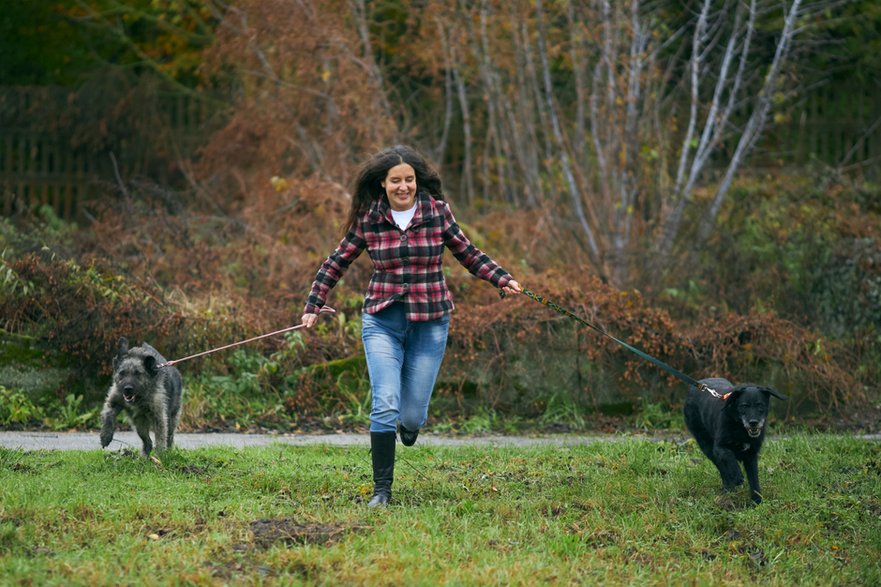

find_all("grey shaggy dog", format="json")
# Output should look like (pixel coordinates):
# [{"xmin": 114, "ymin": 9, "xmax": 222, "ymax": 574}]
[{"xmin": 100, "ymin": 337, "xmax": 183, "ymax": 457}]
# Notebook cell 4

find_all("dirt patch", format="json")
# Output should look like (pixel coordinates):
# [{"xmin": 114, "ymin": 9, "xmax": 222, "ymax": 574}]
[{"xmin": 250, "ymin": 518, "xmax": 369, "ymax": 549}]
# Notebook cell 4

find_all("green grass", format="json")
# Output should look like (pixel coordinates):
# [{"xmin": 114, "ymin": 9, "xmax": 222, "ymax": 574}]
[{"xmin": 1, "ymin": 435, "xmax": 879, "ymax": 586}]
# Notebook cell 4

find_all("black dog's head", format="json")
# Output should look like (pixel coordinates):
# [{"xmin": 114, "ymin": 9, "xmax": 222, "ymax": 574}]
[
  {"xmin": 112, "ymin": 337, "xmax": 160, "ymax": 403},
  {"xmin": 724, "ymin": 384, "xmax": 787, "ymax": 438}
]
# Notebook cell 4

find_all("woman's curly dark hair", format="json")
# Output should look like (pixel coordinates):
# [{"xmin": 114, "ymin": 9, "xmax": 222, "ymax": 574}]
[{"xmin": 344, "ymin": 145, "xmax": 444, "ymax": 234}]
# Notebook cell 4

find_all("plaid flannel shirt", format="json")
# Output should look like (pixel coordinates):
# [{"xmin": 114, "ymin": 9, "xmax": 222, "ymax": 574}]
[{"xmin": 304, "ymin": 192, "xmax": 512, "ymax": 321}]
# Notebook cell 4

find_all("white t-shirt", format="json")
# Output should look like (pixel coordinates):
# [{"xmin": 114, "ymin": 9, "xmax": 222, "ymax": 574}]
[{"xmin": 391, "ymin": 203, "xmax": 417, "ymax": 231}]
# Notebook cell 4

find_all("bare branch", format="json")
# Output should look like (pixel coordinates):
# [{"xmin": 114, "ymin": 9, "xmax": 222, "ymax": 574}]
[
  {"xmin": 699, "ymin": 0, "xmax": 804, "ymax": 239},
  {"xmin": 348, "ymin": 0, "xmax": 394, "ymax": 120},
  {"xmin": 433, "ymin": 18, "xmax": 455, "ymax": 163},
  {"xmin": 535, "ymin": 0, "xmax": 601, "ymax": 263}
]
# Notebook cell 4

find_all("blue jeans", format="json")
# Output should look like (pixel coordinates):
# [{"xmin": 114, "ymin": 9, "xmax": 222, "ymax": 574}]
[{"xmin": 361, "ymin": 303, "xmax": 450, "ymax": 434}]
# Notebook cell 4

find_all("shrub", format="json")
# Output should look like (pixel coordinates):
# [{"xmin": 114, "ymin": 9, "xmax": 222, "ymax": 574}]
[{"xmin": 0, "ymin": 386, "xmax": 45, "ymax": 426}]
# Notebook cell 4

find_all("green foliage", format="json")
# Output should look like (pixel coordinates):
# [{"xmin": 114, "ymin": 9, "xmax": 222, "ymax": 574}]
[
  {"xmin": 0, "ymin": 0, "xmax": 219, "ymax": 87},
  {"xmin": 0, "ymin": 384, "xmax": 101, "ymax": 430},
  {"xmin": 43, "ymin": 394, "xmax": 100, "ymax": 431},
  {"xmin": 538, "ymin": 393, "xmax": 587, "ymax": 431},
  {"xmin": 181, "ymin": 348, "xmax": 286, "ymax": 431},
  {"xmin": 0, "ymin": 248, "xmax": 36, "ymax": 297},
  {"xmin": 0, "ymin": 362, "xmax": 71, "ymax": 401},
  {"xmin": 182, "ymin": 377, "xmax": 285, "ymax": 432},
  {"xmin": 282, "ymin": 354, "xmax": 371, "ymax": 419},
  {"xmin": 456, "ymin": 407, "xmax": 502, "ymax": 435},
  {"xmin": 709, "ymin": 177, "xmax": 881, "ymax": 338},
  {"xmin": 0, "ymin": 1, "xmax": 95, "ymax": 85},
  {"xmin": 803, "ymin": 0, "xmax": 881, "ymax": 82},
  {"xmin": 0, "ymin": 386, "xmax": 45, "ymax": 426},
  {"xmin": 0, "ymin": 437, "xmax": 879, "ymax": 584},
  {"xmin": 634, "ymin": 399, "xmax": 678, "ymax": 432},
  {"xmin": 215, "ymin": 349, "xmax": 269, "ymax": 394}
]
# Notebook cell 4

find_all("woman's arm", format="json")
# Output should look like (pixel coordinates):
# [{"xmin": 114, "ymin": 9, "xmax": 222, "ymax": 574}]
[{"xmin": 301, "ymin": 223, "xmax": 367, "ymax": 326}]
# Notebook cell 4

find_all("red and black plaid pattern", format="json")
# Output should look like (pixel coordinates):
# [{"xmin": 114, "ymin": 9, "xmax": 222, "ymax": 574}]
[{"xmin": 304, "ymin": 192, "xmax": 511, "ymax": 321}]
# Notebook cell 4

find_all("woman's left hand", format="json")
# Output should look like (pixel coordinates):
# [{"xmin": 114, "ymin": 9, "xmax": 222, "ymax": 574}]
[{"xmin": 501, "ymin": 280, "xmax": 522, "ymax": 296}]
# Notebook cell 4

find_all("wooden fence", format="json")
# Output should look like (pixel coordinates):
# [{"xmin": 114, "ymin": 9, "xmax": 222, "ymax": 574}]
[
  {"xmin": 1, "ymin": 131, "xmax": 91, "ymax": 218},
  {"xmin": 763, "ymin": 83, "xmax": 881, "ymax": 172},
  {"xmin": 0, "ymin": 86, "xmax": 209, "ymax": 220}
]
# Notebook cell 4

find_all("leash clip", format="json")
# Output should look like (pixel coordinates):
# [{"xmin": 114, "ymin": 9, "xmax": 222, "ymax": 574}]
[{"xmin": 699, "ymin": 383, "xmax": 728, "ymax": 400}]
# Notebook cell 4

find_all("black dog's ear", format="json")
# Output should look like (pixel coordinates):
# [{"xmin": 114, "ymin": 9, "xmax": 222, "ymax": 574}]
[
  {"xmin": 144, "ymin": 355, "xmax": 158, "ymax": 375},
  {"xmin": 761, "ymin": 386, "xmax": 788, "ymax": 401},
  {"xmin": 722, "ymin": 386, "xmax": 745, "ymax": 413}
]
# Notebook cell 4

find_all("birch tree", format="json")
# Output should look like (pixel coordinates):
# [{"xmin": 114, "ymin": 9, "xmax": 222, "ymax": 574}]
[{"xmin": 413, "ymin": 0, "xmax": 810, "ymax": 285}]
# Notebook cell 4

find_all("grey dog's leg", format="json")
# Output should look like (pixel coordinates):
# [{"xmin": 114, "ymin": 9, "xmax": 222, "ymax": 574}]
[
  {"xmin": 154, "ymin": 406, "xmax": 169, "ymax": 453},
  {"xmin": 100, "ymin": 401, "xmax": 120, "ymax": 448},
  {"xmin": 133, "ymin": 418, "xmax": 153, "ymax": 457},
  {"xmin": 167, "ymin": 407, "xmax": 181, "ymax": 449}
]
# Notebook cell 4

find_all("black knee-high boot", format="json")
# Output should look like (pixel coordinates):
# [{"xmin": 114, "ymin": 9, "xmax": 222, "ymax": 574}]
[
  {"xmin": 398, "ymin": 423, "xmax": 419, "ymax": 447},
  {"xmin": 368, "ymin": 432, "xmax": 396, "ymax": 508}
]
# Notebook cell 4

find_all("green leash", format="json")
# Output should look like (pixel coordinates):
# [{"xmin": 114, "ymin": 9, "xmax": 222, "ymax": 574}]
[{"xmin": 503, "ymin": 288, "xmax": 725, "ymax": 399}]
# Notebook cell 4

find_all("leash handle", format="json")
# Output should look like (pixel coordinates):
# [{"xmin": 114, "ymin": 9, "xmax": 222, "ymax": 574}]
[{"xmin": 157, "ymin": 306, "xmax": 336, "ymax": 369}]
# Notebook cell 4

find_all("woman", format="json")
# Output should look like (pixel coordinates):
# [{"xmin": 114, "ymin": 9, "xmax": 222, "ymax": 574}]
[{"xmin": 302, "ymin": 145, "xmax": 521, "ymax": 507}]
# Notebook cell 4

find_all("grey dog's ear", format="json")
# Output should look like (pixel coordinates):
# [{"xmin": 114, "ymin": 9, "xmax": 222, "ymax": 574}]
[
  {"xmin": 761, "ymin": 386, "xmax": 788, "ymax": 401},
  {"xmin": 143, "ymin": 355, "xmax": 158, "ymax": 376},
  {"xmin": 113, "ymin": 337, "xmax": 129, "ymax": 371}
]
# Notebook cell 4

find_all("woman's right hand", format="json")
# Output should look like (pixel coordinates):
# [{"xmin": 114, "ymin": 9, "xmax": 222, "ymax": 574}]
[{"xmin": 301, "ymin": 313, "xmax": 319, "ymax": 328}]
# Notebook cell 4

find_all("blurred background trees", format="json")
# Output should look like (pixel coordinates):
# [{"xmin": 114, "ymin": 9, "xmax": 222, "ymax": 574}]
[{"xmin": 1, "ymin": 0, "xmax": 879, "ymax": 430}]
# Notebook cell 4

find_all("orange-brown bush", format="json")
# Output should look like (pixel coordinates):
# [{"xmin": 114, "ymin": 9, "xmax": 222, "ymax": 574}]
[
  {"xmin": 438, "ymin": 268, "xmax": 862, "ymax": 418},
  {"xmin": 82, "ymin": 177, "xmax": 368, "ymax": 301},
  {"xmin": 1, "ymin": 253, "xmax": 167, "ymax": 387}
]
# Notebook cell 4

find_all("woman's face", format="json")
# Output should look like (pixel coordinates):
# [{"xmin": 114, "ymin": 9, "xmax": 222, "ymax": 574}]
[{"xmin": 381, "ymin": 163, "xmax": 417, "ymax": 211}]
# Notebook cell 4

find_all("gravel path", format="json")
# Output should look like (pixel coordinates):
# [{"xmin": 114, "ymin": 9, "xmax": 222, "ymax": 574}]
[
  {"xmin": 1, "ymin": 430, "xmax": 877, "ymax": 452},
  {"xmin": 0, "ymin": 430, "xmax": 632, "ymax": 451}
]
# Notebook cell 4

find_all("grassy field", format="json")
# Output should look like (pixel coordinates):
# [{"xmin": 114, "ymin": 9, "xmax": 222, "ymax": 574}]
[{"xmin": 1, "ymin": 435, "xmax": 879, "ymax": 586}]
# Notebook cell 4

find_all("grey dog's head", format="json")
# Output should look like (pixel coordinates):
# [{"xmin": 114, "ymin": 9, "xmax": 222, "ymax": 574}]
[
  {"xmin": 112, "ymin": 337, "xmax": 159, "ymax": 403},
  {"xmin": 724, "ymin": 384, "xmax": 787, "ymax": 438}
]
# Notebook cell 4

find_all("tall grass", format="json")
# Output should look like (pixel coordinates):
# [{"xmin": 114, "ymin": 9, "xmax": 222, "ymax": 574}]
[{"xmin": 1, "ymin": 435, "xmax": 879, "ymax": 585}]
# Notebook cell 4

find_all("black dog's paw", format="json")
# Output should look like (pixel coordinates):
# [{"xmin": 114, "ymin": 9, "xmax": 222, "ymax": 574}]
[
  {"xmin": 722, "ymin": 478, "xmax": 745, "ymax": 492},
  {"xmin": 751, "ymin": 491, "xmax": 763, "ymax": 505}
]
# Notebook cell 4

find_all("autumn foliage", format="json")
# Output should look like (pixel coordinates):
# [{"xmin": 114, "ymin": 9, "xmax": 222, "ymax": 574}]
[{"xmin": 1, "ymin": 1, "xmax": 879, "ymax": 429}]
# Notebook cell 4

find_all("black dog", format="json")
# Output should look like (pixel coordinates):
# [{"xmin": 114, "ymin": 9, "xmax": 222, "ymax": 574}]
[{"xmin": 683, "ymin": 377, "xmax": 787, "ymax": 504}]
